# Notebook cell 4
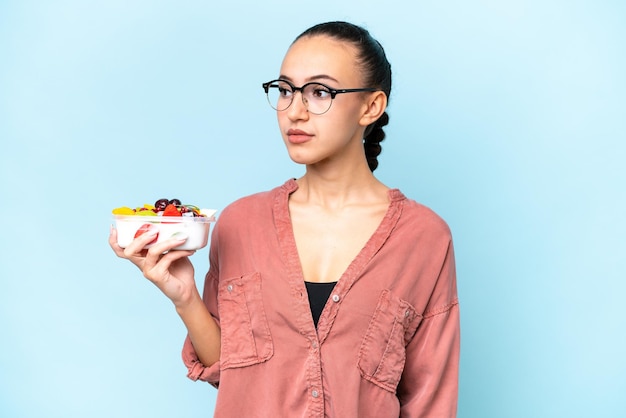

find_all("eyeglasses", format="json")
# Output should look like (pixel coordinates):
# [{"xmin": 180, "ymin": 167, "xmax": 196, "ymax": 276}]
[{"xmin": 262, "ymin": 79, "xmax": 378, "ymax": 115}]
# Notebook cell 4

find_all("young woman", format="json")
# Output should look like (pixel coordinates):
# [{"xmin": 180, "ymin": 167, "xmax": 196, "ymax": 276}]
[{"xmin": 110, "ymin": 21, "xmax": 460, "ymax": 417}]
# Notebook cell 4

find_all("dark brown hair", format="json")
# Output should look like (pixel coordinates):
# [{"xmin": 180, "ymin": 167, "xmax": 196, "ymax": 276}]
[{"xmin": 295, "ymin": 21, "xmax": 392, "ymax": 171}]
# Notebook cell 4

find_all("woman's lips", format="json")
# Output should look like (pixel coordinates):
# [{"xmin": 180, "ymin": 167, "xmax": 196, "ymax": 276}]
[{"xmin": 287, "ymin": 129, "xmax": 313, "ymax": 144}]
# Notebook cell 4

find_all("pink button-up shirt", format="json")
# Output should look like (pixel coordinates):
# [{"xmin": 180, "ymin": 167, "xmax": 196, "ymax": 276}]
[{"xmin": 182, "ymin": 179, "xmax": 460, "ymax": 417}]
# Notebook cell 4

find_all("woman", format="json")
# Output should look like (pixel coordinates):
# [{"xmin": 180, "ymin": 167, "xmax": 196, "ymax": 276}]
[{"xmin": 110, "ymin": 21, "xmax": 460, "ymax": 417}]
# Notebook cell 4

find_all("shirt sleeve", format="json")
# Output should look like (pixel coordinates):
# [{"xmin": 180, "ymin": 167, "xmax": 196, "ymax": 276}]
[
  {"xmin": 397, "ymin": 240, "xmax": 460, "ymax": 418},
  {"xmin": 182, "ymin": 333, "xmax": 221, "ymax": 386}
]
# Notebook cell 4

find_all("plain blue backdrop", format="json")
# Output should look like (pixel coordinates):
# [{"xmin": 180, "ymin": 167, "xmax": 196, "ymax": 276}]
[{"xmin": 1, "ymin": 1, "xmax": 624, "ymax": 417}]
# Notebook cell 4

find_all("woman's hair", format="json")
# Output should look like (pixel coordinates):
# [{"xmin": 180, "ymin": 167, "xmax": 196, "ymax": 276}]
[{"xmin": 295, "ymin": 21, "xmax": 392, "ymax": 171}]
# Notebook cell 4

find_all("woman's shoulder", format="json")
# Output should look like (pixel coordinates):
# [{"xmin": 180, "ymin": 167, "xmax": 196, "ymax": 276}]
[
  {"xmin": 217, "ymin": 179, "xmax": 295, "ymax": 222},
  {"xmin": 394, "ymin": 191, "xmax": 453, "ymax": 239}
]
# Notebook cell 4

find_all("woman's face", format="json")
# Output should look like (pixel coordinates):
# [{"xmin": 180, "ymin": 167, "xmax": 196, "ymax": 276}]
[{"xmin": 277, "ymin": 35, "xmax": 373, "ymax": 168}]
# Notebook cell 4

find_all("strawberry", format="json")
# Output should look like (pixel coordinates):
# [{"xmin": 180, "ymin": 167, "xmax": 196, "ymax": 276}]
[
  {"xmin": 162, "ymin": 203, "xmax": 182, "ymax": 217},
  {"xmin": 134, "ymin": 223, "xmax": 159, "ymax": 244}
]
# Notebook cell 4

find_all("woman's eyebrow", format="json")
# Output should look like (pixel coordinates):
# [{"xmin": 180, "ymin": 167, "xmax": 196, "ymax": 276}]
[{"xmin": 279, "ymin": 74, "xmax": 340, "ymax": 84}]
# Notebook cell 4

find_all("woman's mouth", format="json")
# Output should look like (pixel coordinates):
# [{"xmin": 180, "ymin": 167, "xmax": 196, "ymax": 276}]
[{"xmin": 287, "ymin": 129, "xmax": 313, "ymax": 144}]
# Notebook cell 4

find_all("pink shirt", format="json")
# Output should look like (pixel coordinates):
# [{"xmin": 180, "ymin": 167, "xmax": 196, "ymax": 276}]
[{"xmin": 182, "ymin": 179, "xmax": 460, "ymax": 417}]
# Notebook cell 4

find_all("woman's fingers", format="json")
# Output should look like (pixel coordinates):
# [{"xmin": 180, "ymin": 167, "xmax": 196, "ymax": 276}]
[
  {"xmin": 141, "ymin": 235, "xmax": 193, "ymax": 279},
  {"xmin": 109, "ymin": 226, "xmax": 127, "ymax": 258},
  {"xmin": 145, "ymin": 249, "xmax": 195, "ymax": 281},
  {"xmin": 142, "ymin": 233, "xmax": 188, "ymax": 266},
  {"xmin": 109, "ymin": 225, "xmax": 196, "ymax": 305},
  {"xmin": 122, "ymin": 226, "xmax": 159, "ymax": 258}
]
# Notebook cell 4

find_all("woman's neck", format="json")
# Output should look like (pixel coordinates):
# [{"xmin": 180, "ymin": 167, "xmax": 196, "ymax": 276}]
[{"xmin": 293, "ymin": 165, "xmax": 389, "ymax": 210}]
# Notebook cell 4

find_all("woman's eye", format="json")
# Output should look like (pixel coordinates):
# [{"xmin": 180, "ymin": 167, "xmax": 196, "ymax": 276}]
[
  {"xmin": 311, "ymin": 88, "xmax": 331, "ymax": 99},
  {"xmin": 277, "ymin": 87, "xmax": 293, "ymax": 97}
]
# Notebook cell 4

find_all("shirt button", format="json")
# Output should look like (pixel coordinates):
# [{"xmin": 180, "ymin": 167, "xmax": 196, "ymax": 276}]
[
  {"xmin": 311, "ymin": 340, "xmax": 318, "ymax": 348},
  {"xmin": 331, "ymin": 294, "xmax": 340, "ymax": 303},
  {"xmin": 404, "ymin": 309, "xmax": 410, "ymax": 318},
  {"xmin": 311, "ymin": 390, "xmax": 319, "ymax": 398},
  {"xmin": 227, "ymin": 285, "xmax": 233, "ymax": 292}
]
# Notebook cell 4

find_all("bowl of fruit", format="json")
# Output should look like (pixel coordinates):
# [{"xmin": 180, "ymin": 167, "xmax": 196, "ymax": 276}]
[{"xmin": 113, "ymin": 198, "xmax": 217, "ymax": 251}]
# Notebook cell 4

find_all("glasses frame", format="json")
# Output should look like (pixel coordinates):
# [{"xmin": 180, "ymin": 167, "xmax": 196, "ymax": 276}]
[{"xmin": 262, "ymin": 79, "xmax": 379, "ymax": 115}]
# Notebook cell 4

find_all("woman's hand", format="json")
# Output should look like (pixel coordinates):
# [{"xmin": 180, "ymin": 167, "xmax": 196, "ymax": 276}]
[{"xmin": 109, "ymin": 226, "xmax": 199, "ymax": 309}]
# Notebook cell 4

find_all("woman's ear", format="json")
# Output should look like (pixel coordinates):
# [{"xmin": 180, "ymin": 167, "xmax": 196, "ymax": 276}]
[{"xmin": 359, "ymin": 91, "xmax": 387, "ymax": 127}]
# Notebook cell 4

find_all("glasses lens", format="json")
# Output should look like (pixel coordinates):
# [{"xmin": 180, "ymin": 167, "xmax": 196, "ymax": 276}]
[
  {"xmin": 303, "ymin": 83, "xmax": 333, "ymax": 114},
  {"xmin": 266, "ymin": 81, "xmax": 293, "ymax": 111}
]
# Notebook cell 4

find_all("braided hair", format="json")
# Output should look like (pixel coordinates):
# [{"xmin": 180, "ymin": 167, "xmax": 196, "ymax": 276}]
[{"xmin": 295, "ymin": 22, "xmax": 392, "ymax": 171}]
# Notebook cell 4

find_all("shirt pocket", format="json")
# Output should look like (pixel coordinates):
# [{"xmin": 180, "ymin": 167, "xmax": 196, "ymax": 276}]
[
  {"xmin": 357, "ymin": 289, "xmax": 422, "ymax": 393},
  {"xmin": 217, "ymin": 271, "xmax": 274, "ymax": 370}
]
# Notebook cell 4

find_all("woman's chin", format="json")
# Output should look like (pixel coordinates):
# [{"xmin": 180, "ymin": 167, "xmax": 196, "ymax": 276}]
[{"xmin": 285, "ymin": 149, "xmax": 321, "ymax": 166}]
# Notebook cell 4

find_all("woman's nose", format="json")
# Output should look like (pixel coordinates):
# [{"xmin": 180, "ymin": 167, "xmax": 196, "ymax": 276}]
[{"xmin": 287, "ymin": 90, "xmax": 309, "ymax": 120}]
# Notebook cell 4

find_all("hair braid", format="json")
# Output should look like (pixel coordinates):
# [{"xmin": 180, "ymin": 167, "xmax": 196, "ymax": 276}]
[{"xmin": 363, "ymin": 111, "xmax": 389, "ymax": 171}]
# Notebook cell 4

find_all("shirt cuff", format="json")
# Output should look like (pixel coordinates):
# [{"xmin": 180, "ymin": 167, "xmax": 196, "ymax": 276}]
[{"xmin": 182, "ymin": 335, "xmax": 220, "ymax": 386}]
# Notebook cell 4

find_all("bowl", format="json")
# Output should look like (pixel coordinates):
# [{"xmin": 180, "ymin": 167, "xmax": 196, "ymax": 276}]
[{"xmin": 114, "ymin": 211, "xmax": 216, "ymax": 251}]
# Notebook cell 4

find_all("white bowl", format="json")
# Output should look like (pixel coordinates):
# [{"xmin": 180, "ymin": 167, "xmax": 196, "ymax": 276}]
[{"xmin": 114, "ymin": 213, "xmax": 216, "ymax": 250}]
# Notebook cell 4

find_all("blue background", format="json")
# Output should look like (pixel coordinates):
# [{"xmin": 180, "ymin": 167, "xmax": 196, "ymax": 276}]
[{"xmin": 1, "ymin": 1, "xmax": 624, "ymax": 417}]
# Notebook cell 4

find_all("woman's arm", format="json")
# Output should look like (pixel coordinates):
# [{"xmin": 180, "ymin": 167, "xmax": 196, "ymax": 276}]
[
  {"xmin": 176, "ymin": 291, "xmax": 221, "ymax": 367},
  {"xmin": 398, "ymin": 240, "xmax": 460, "ymax": 417},
  {"xmin": 109, "ymin": 226, "xmax": 221, "ymax": 367},
  {"xmin": 398, "ymin": 303, "xmax": 460, "ymax": 417}
]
